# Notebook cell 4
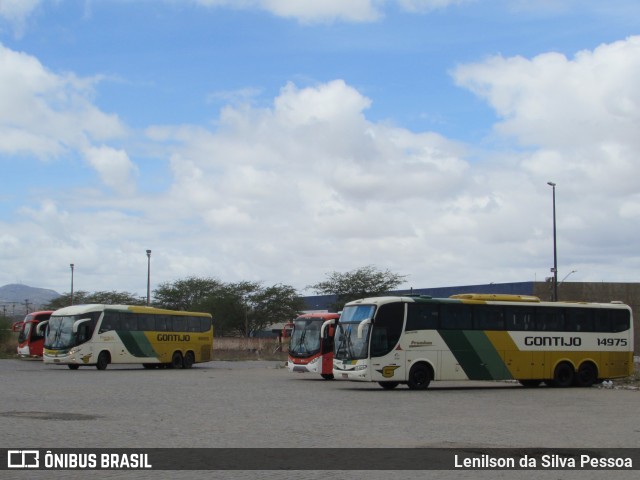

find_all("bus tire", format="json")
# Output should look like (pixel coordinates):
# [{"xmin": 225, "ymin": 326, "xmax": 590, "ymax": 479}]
[
  {"xmin": 575, "ymin": 362, "xmax": 598, "ymax": 388},
  {"xmin": 142, "ymin": 363, "xmax": 156, "ymax": 369},
  {"xmin": 552, "ymin": 362, "xmax": 574, "ymax": 388},
  {"xmin": 407, "ymin": 363, "xmax": 432, "ymax": 390},
  {"xmin": 68, "ymin": 364, "xmax": 80, "ymax": 370},
  {"xmin": 183, "ymin": 351, "xmax": 195, "ymax": 369},
  {"xmin": 96, "ymin": 351, "xmax": 110, "ymax": 370},
  {"xmin": 171, "ymin": 351, "xmax": 183, "ymax": 369},
  {"xmin": 321, "ymin": 374, "xmax": 334, "ymax": 380},
  {"xmin": 378, "ymin": 382, "xmax": 399, "ymax": 390}
]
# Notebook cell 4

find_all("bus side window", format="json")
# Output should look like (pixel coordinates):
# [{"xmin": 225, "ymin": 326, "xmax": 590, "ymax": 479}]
[
  {"xmin": 611, "ymin": 309, "xmax": 630, "ymax": 332},
  {"xmin": 371, "ymin": 302, "xmax": 405, "ymax": 357},
  {"xmin": 565, "ymin": 309, "xmax": 594, "ymax": 332},
  {"xmin": 120, "ymin": 314, "xmax": 138, "ymax": 331},
  {"xmin": 100, "ymin": 314, "xmax": 114, "ymax": 333},
  {"xmin": 473, "ymin": 307, "xmax": 505, "ymax": 330},
  {"xmin": 440, "ymin": 304, "xmax": 472, "ymax": 330},
  {"xmin": 155, "ymin": 316, "xmax": 169, "ymax": 332},
  {"xmin": 138, "ymin": 315, "xmax": 154, "ymax": 331},
  {"xmin": 172, "ymin": 316, "xmax": 188, "ymax": 332},
  {"xmin": 536, "ymin": 309, "xmax": 564, "ymax": 331},
  {"xmin": 406, "ymin": 303, "xmax": 439, "ymax": 330},
  {"xmin": 594, "ymin": 310, "xmax": 610, "ymax": 332},
  {"xmin": 505, "ymin": 308, "xmax": 535, "ymax": 330}
]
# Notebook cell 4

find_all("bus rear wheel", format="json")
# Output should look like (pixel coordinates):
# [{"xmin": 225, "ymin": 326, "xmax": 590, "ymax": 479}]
[
  {"xmin": 183, "ymin": 351, "xmax": 195, "ymax": 369},
  {"xmin": 96, "ymin": 351, "xmax": 110, "ymax": 370},
  {"xmin": 321, "ymin": 374, "xmax": 334, "ymax": 380},
  {"xmin": 170, "ymin": 351, "xmax": 183, "ymax": 369},
  {"xmin": 575, "ymin": 362, "xmax": 597, "ymax": 388},
  {"xmin": 68, "ymin": 364, "xmax": 80, "ymax": 370},
  {"xmin": 551, "ymin": 362, "xmax": 574, "ymax": 388},
  {"xmin": 407, "ymin": 363, "xmax": 432, "ymax": 390},
  {"xmin": 378, "ymin": 382, "xmax": 399, "ymax": 390}
]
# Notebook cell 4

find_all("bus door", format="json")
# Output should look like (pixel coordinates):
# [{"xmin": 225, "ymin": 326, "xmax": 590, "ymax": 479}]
[
  {"xmin": 320, "ymin": 320, "xmax": 335, "ymax": 375},
  {"xmin": 369, "ymin": 302, "xmax": 406, "ymax": 383}
]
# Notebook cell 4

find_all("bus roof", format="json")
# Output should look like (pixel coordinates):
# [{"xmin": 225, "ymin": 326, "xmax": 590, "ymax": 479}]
[
  {"xmin": 344, "ymin": 295, "xmax": 631, "ymax": 309},
  {"xmin": 295, "ymin": 312, "xmax": 340, "ymax": 320},
  {"xmin": 51, "ymin": 304, "xmax": 212, "ymax": 317},
  {"xmin": 450, "ymin": 293, "xmax": 541, "ymax": 303}
]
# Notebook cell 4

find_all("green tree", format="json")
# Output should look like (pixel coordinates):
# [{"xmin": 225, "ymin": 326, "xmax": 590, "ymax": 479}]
[
  {"xmin": 196, "ymin": 281, "xmax": 305, "ymax": 337},
  {"xmin": 44, "ymin": 291, "xmax": 144, "ymax": 310},
  {"xmin": 308, "ymin": 265, "xmax": 407, "ymax": 309},
  {"xmin": 153, "ymin": 276, "xmax": 223, "ymax": 310}
]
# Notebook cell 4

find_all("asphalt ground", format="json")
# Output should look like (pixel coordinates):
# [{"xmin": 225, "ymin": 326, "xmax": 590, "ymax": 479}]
[{"xmin": 1, "ymin": 359, "xmax": 638, "ymax": 480}]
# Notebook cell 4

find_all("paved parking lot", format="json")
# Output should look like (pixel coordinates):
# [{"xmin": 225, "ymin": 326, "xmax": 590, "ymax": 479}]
[{"xmin": 1, "ymin": 359, "xmax": 638, "ymax": 479}]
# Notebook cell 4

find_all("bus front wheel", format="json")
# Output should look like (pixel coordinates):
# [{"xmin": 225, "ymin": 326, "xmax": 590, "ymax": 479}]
[
  {"xmin": 321, "ymin": 374, "xmax": 334, "ymax": 380},
  {"xmin": 96, "ymin": 351, "xmax": 110, "ymax": 370},
  {"xmin": 171, "ymin": 351, "xmax": 183, "ymax": 369},
  {"xmin": 552, "ymin": 362, "xmax": 574, "ymax": 388},
  {"xmin": 68, "ymin": 364, "xmax": 80, "ymax": 370},
  {"xmin": 407, "ymin": 363, "xmax": 432, "ymax": 390}
]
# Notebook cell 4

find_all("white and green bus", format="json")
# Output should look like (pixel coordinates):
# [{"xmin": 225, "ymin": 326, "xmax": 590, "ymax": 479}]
[
  {"xmin": 42, "ymin": 304, "xmax": 213, "ymax": 370},
  {"xmin": 333, "ymin": 294, "xmax": 633, "ymax": 389}
]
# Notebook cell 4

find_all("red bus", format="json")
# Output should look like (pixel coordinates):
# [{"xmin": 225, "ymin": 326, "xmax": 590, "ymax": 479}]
[
  {"xmin": 12, "ymin": 310, "xmax": 53, "ymax": 358},
  {"xmin": 287, "ymin": 312, "xmax": 340, "ymax": 380}
]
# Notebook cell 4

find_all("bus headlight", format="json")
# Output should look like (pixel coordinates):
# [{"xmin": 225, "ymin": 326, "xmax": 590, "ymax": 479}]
[{"xmin": 354, "ymin": 364, "xmax": 367, "ymax": 371}]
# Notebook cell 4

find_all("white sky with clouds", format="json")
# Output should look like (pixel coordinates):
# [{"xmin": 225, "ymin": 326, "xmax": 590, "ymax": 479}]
[{"xmin": 0, "ymin": 0, "xmax": 639, "ymax": 297}]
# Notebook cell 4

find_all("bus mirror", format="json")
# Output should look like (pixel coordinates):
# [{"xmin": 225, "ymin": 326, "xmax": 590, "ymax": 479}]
[
  {"xmin": 320, "ymin": 319, "xmax": 335, "ymax": 338},
  {"xmin": 36, "ymin": 320, "xmax": 48, "ymax": 335},
  {"xmin": 72, "ymin": 318, "xmax": 91, "ymax": 333},
  {"xmin": 357, "ymin": 319, "xmax": 371, "ymax": 338},
  {"xmin": 12, "ymin": 322, "xmax": 23, "ymax": 332}
]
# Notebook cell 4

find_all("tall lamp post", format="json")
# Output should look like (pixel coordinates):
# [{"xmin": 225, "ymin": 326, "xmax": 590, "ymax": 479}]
[
  {"xmin": 547, "ymin": 182, "xmax": 558, "ymax": 301},
  {"xmin": 146, "ymin": 250, "xmax": 152, "ymax": 306},
  {"xmin": 70, "ymin": 263, "xmax": 75, "ymax": 306}
]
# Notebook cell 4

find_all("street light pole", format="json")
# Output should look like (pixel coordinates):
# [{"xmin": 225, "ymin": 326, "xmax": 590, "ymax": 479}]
[
  {"xmin": 146, "ymin": 250, "xmax": 152, "ymax": 306},
  {"xmin": 70, "ymin": 263, "xmax": 75, "ymax": 305},
  {"xmin": 547, "ymin": 182, "xmax": 558, "ymax": 301}
]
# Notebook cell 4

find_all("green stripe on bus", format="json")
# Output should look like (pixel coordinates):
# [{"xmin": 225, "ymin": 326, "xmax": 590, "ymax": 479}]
[
  {"xmin": 462, "ymin": 330, "xmax": 512, "ymax": 380},
  {"xmin": 116, "ymin": 331, "xmax": 157, "ymax": 358},
  {"xmin": 438, "ymin": 330, "xmax": 511, "ymax": 380}
]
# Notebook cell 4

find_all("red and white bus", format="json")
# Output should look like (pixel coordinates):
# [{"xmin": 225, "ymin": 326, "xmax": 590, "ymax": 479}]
[
  {"xmin": 287, "ymin": 312, "xmax": 340, "ymax": 379},
  {"xmin": 12, "ymin": 310, "xmax": 53, "ymax": 358}
]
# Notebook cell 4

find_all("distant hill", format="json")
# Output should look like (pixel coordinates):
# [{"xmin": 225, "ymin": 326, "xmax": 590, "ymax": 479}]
[{"xmin": 0, "ymin": 284, "xmax": 61, "ymax": 314}]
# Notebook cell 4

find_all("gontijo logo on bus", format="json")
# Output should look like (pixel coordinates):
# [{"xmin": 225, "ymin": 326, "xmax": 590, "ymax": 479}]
[
  {"xmin": 156, "ymin": 334, "xmax": 190, "ymax": 342},
  {"xmin": 524, "ymin": 336, "xmax": 581, "ymax": 347}
]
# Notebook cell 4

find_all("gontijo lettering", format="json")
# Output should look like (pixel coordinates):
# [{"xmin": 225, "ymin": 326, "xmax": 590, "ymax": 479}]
[
  {"xmin": 156, "ymin": 334, "xmax": 191, "ymax": 342},
  {"xmin": 524, "ymin": 336, "xmax": 581, "ymax": 347}
]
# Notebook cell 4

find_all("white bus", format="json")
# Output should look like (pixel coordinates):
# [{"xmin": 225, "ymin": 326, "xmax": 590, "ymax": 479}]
[
  {"xmin": 333, "ymin": 294, "xmax": 633, "ymax": 389},
  {"xmin": 42, "ymin": 304, "xmax": 213, "ymax": 370}
]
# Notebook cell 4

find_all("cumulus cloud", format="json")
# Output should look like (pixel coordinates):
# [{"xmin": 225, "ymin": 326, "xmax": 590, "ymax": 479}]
[
  {"xmin": 3, "ymin": 35, "xmax": 640, "ymax": 294},
  {"xmin": 452, "ymin": 36, "xmax": 640, "ymax": 196},
  {"xmin": 192, "ymin": 0, "xmax": 465, "ymax": 23},
  {"xmin": 0, "ymin": 43, "xmax": 126, "ymax": 159},
  {"xmin": 0, "ymin": 0, "xmax": 40, "ymax": 37},
  {"xmin": 83, "ymin": 146, "xmax": 138, "ymax": 195},
  {"xmin": 451, "ymin": 36, "xmax": 640, "ymax": 278}
]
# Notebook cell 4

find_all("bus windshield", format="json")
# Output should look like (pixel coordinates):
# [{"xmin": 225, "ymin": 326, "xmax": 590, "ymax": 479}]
[
  {"xmin": 44, "ymin": 313, "xmax": 99, "ymax": 350},
  {"xmin": 288, "ymin": 318, "xmax": 322, "ymax": 357},
  {"xmin": 334, "ymin": 304, "xmax": 376, "ymax": 361},
  {"xmin": 17, "ymin": 322, "xmax": 32, "ymax": 344}
]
